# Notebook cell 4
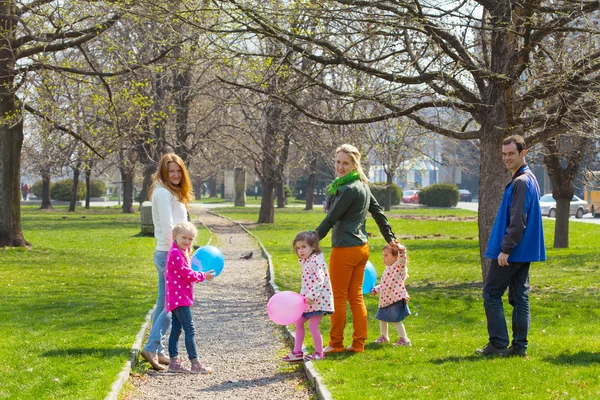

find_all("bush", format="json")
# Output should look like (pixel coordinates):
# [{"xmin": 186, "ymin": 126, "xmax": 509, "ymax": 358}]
[
  {"xmin": 369, "ymin": 183, "xmax": 403, "ymax": 207},
  {"xmin": 31, "ymin": 180, "xmax": 49, "ymax": 198},
  {"xmin": 89, "ymin": 180, "xmax": 107, "ymax": 198},
  {"xmin": 50, "ymin": 179, "xmax": 86, "ymax": 201},
  {"xmin": 418, "ymin": 183, "xmax": 459, "ymax": 207}
]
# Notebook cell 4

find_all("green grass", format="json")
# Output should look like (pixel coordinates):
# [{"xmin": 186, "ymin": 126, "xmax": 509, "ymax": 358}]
[
  {"xmin": 0, "ymin": 206, "xmax": 210, "ymax": 400},
  {"xmin": 213, "ymin": 207, "xmax": 600, "ymax": 399}
]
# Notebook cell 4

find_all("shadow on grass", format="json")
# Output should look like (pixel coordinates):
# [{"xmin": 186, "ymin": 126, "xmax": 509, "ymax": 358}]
[
  {"xmin": 42, "ymin": 347, "xmax": 130, "ymax": 358},
  {"xmin": 430, "ymin": 355, "xmax": 485, "ymax": 364},
  {"xmin": 543, "ymin": 351, "xmax": 600, "ymax": 366}
]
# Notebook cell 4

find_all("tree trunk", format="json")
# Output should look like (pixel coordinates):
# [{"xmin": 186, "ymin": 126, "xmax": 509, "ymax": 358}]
[
  {"xmin": 258, "ymin": 178, "xmax": 276, "ymax": 223},
  {"xmin": 120, "ymin": 168, "xmax": 135, "ymax": 214},
  {"xmin": 138, "ymin": 143, "xmax": 156, "ymax": 210},
  {"xmin": 553, "ymin": 198, "xmax": 570, "ymax": 248},
  {"xmin": 40, "ymin": 173, "xmax": 53, "ymax": 210},
  {"xmin": 0, "ymin": 60, "xmax": 28, "ymax": 246},
  {"xmin": 84, "ymin": 166, "xmax": 92, "ymax": 209},
  {"xmin": 208, "ymin": 178, "xmax": 217, "ymax": 198},
  {"xmin": 69, "ymin": 162, "xmax": 82, "ymax": 212},
  {"xmin": 477, "ymin": 129, "xmax": 509, "ymax": 280},
  {"xmin": 543, "ymin": 136, "xmax": 588, "ymax": 248},
  {"xmin": 305, "ymin": 157, "xmax": 317, "ymax": 211},
  {"xmin": 385, "ymin": 173, "xmax": 394, "ymax": 211},
  {"xmin": 277, "ymin": 180, "xmax": 285, "ymax": 208},
  {"xmin": 234, "ymin": 167, "xmax": 246, "ymax": 207}
]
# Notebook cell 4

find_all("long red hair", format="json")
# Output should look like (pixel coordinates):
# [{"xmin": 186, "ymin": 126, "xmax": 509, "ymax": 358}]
[{"xmin": 149, "ymin": 153, "xmax": 194, "ymax": 204}]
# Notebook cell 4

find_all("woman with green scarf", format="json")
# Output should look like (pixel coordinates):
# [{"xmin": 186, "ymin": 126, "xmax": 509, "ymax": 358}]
[{"xmin": 315, "ymin": 144, "xmax": 399, "ymax": 354}]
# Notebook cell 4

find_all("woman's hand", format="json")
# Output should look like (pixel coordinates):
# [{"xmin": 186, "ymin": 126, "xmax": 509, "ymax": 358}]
[{"xmin": 388, "ymin": 239, "xmax": 401, "ymax": 249}]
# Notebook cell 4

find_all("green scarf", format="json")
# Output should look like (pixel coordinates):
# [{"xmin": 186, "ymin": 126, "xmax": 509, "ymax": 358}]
[{"xmin": 326, "ymin": 170, "xmax": 360, "ymax": 195}]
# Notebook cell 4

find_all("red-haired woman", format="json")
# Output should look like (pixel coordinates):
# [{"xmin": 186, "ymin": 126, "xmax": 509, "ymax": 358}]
[{"xmin": 140, "ymin": 154, "xmax": 194, "ymax": 370}]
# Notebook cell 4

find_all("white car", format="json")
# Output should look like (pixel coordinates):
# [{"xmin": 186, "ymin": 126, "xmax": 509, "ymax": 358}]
[{"xmin": 539, "ymin": 194, "xmax": 589, "ymax": 219}]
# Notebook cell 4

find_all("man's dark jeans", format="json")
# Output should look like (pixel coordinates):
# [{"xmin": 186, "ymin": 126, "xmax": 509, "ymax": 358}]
[{"xmin": 483, "ymin": 260, "xmax": 531, "ymax": 350}]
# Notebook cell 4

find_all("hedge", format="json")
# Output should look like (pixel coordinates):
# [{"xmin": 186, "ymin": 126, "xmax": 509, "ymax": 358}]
[
  {"xmin": 369, "ymin": 183, "xmax": 403, "ymax": 207},
  {"xmin": 418, "ymin": 183, "xmax": 459, "ymax": 207},
  {"xmin": 31, "ymin": 180, "xmax": 49, "ymax": 198},
  {"xmin": 89, "ymin": 180, "xmax": 107, "ymax": 198},
  {"xmin": 50, "ymin": 179, "xmax": 86, "ymax": 201}
]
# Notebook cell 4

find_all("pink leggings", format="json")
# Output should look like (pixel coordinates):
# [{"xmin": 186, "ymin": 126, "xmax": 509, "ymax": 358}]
[{"xmin": 293, "ymin": 315, "xmax": 324, "ymax": 354}]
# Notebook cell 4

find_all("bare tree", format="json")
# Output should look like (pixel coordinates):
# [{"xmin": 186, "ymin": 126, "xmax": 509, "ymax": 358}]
[{"xmin": 203, "ymin": 0, "xmax": 600, "ymax": 276}]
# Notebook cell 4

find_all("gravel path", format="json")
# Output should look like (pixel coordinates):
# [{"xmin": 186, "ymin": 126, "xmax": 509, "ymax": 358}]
[{"xmin": 125, "ymin": 210, "xmax": 311, "ymax": 400}]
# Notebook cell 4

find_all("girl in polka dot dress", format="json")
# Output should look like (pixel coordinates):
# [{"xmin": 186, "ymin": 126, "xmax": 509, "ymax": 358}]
[
  {"xmin": 165, "ymin": 221, "xmax": 215, "ymax": 373},
  {"xmin": 371, "ymin": 244, "xmax": 411, "ymax": 346},
  {"xmin": 283, "ymin": 231, "xmax": 334, "ymax": 362}
]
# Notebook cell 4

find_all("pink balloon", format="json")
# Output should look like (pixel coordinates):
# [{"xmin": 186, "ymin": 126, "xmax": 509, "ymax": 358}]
[{"xmin": 267, "ymin": 291, "xmax": 306, "ymax": 325}]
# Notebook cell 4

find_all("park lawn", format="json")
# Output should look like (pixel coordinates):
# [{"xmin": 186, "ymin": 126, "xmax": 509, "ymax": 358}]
[
  {"xmin": 0, "ymin": 206, "xmax": 210, "ymax": 400},
  {"xmin": 214, "ymin": 207, "xmax": 600, "ymax": 399}
]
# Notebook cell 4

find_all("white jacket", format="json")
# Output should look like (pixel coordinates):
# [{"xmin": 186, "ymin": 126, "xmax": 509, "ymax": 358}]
[{"xmin": 152, "ymin": 182, "xmax": 187, "ymax": 251}]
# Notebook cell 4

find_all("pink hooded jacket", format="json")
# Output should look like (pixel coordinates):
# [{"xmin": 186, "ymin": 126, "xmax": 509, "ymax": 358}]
[{"xmin": 165, "ymin": 242, "xmax": 206, "ymax": 313}]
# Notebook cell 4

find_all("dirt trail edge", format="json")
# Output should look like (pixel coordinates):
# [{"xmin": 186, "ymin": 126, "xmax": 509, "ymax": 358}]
[{"xmin": 126, "ymin": 209, "xmax": 310, "ymax": 400}]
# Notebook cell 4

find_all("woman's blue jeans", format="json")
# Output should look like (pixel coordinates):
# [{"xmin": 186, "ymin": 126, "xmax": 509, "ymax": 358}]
[
  {"xmin": 168, "ymin": 306, "xmax": 198, "ymax": 360},
  {"xmin": 142, "ymin": 251, "xmax": 172, "ymax": 355},
  {"xmin": 483, "ymin": 260, "xmax": 531, "ymax": 350}
]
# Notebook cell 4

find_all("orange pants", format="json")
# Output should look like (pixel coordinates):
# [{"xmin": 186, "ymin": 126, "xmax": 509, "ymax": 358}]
[{"xmin": 328, "ymin": 244, "xmax": 370, "ymax": 351}]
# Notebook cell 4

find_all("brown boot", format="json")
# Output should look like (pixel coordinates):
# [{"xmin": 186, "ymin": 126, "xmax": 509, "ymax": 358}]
[
  {"xmin": 157, "ymin": 354, "xmax": 170, "ymax": 365},
  {"xmin": 140, "ymin": 350, "xmax": 167, "ymax": 370}
]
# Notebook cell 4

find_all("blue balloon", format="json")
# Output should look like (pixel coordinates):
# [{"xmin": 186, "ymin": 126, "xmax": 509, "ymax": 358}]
[
  {"xmin": 191, "ymin": 245, "xmax": 224, "ymax": 277},
  {"xmin": 362, "ymin": 260, "xmax": 377, "ymax": 294}
]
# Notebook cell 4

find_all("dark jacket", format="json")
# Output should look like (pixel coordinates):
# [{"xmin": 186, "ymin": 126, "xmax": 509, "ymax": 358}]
[
  {"xmin": 484, "ymin": 165, "xmax": 546, "ymax": 262},
  {"xmin": 316, "ymin": 180, "xmax": 395, "ymax": 247}
]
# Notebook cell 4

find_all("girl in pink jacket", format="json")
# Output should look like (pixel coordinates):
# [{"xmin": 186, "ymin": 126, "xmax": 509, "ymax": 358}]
[
  {"xmin": 371, "ymin": 244, "xmax": 411, "ymax": 346},
  {"xmin": 165, "ymin": 221, "xmax": 215, "ymax": 374},
  {"xmin": 283, "ymin": 231, "xmax": 334, "ymax": 362}
]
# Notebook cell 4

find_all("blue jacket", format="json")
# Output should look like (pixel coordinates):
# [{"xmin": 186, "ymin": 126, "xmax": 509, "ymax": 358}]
[{"xmin": 485, "ymin": 165, "xmax": 546, "ymax": 262}]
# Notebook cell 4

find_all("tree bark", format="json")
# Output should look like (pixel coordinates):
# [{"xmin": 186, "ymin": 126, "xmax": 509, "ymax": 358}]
[
  {"xmin": 477, "ymin": 129, "xmax": 509, "ymax": 281},
  {"xmin": 208, "ymin": 178, "xmax": 217, "ymax": 198},
  {"xmin": 120, "ymin": 167, "xmax": 135, "ymax": 214},
  {"xmin": 305, "ymin": 157, "xmax": 317, "ymax": 211},
  {"xmin": 277, "ymin": 180, "xmax": 285, "ymax": 208},
  {"xmin": 258, "ymin": 178, "xmax": 276, "ymax": 223},
  {"xmin": 69, "ymin": 162, "xmax": 82, "ymax": 212},
  {"xmin": 40, "ymin": 173, "xmax": 53, "ymax": 210},
  {"xmin": 385, "ymin": 173, "xmax": 394, "ymax": 211},
  {"xmin": 543, "ymin": 136, "xmax": 589, "ymax": 248},
  {"xmin": 84, "ymin": 165, "xmax": 92, "ymax": 209},
  {"xmin": 234, "ymin": 167, "xmax": 246, "ymax": 207},
  {"xmin": 0, "ymin": 13, "xmax": 27, "ymax": 246}
]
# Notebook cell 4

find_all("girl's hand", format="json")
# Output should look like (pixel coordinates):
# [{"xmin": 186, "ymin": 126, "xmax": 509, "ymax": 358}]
[
  {"xmin": 306, "ymin": 298, "xmax": 314, "ymax": 305},
  {"xmin": 205, "ymin": 270, "xmax": 216, "ymax": 280},
  {"xmin": 370, "ymin": 289, "xmax": 377, "ymax": 296}
]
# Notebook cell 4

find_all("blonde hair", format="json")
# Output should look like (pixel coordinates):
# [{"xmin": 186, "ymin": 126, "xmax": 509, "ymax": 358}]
[
  {"xmin": 336, "ymin": 144, "xmax": 369, "ymax": 183},
  {"xmin": 292, "ymin": 231, "xmax": 322, "ymax": 255},
  {"xmin": 149, "ymin": 153, "xmax": 194, "ymax": 204},
  {"xmin": 172, "ymin": 221, "xmax": 197, "ymax": 237}
]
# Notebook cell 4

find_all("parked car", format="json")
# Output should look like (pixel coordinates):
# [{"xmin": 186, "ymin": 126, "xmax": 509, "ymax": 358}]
[
  {"xmin": 539, "ymin": 194, "xmax": 589, "ymax": 218},
  {"xmin": 458, "ymin": 189, "xmax": 472, "ymax": 202},
  {"xmin": 402, "ymin": 189, "xmax": 420, "ymax": 204}
]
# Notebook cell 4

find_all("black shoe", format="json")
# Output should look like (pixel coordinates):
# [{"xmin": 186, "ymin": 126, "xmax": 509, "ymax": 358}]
[
  {"xmin": 507, "ymin": 345, "xmax": 527, "ymax": 357},
  {"xmin": 475, "ymin": 342, "xmax": 508, "ymax": 357}
]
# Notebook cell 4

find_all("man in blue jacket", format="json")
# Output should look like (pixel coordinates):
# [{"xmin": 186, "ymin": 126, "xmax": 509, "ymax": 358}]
[{"xmin": 476, "ymin": 135, "xmax": 546, "ymax": 357}]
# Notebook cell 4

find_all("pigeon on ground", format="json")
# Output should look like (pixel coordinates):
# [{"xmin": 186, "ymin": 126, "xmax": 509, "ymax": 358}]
[{"xmin": 240, "ymin": 251, "xmax": 253, "ymax": 260}]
